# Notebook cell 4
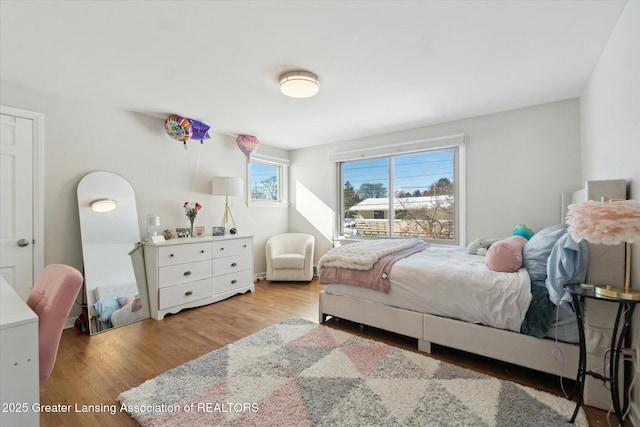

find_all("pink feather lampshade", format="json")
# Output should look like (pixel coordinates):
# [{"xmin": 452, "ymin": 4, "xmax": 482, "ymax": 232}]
[{"xmin": 566, "ymin": 199, "xmax": 640, "ymax": 300}]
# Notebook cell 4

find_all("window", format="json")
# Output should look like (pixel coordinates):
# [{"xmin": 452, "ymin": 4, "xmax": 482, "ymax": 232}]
[
  {"xmin": 249, "ymin": 155, "xmax": 289, "ymax": 205},
  {"xmin": 334, "ymin": 135, "xmax": 465, "ymax": 244}
]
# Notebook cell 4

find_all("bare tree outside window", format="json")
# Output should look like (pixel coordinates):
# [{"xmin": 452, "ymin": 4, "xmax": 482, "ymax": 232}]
[{"xmin": 251, "ymin": 162, "xmax": 280, "ymax": 201}]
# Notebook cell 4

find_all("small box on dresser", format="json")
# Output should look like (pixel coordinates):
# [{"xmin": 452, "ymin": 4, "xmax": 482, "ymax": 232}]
[{"xmin": 145, "ymin": 235, "xmax": 254, "ymax": 319}]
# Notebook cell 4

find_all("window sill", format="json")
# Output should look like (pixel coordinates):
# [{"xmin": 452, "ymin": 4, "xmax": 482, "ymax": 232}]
[{"xmin": 249, "ymin": 201, "xmax": 290, "ymax": 208}]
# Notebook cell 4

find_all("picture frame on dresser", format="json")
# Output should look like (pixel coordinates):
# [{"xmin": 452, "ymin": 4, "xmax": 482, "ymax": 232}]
[
  {"xmin": 144, "ymin": 235, "xmax": 254, "ymax": 319},
  {"xmin": 175, "ymin": 227, "xmax": 190, "ymax": 238}
]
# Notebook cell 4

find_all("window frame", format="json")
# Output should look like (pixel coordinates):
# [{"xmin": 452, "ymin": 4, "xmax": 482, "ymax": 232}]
[
  {"xmin": 333, "ymin": 134, "xmax": 466, "ymax": 245},
  {"xmin": 248, "ymin": 154, "xmax": 290, "ymax": 207}
]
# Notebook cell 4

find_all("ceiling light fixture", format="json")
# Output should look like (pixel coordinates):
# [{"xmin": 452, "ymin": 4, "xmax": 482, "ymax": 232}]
[
  {"xmin": 90, "ymin": 198, "xmax": 117, "ymax": 212},
  {"xmin": 279, "ymin": 70, "xmax": 319, "ymax": 98}
]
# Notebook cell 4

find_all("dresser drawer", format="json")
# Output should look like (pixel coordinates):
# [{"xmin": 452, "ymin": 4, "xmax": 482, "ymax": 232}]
[
  {"xmin": 212, "ymin": 255, "xmax": 252, "ymax": 276},
  {"xmin": 159, "ymin": 278, "xmax": 212, "ymax": 310},
  {"xmin": 158, "ymin": 260, "xmax": 212, "ymax": 288},
  {"xmin": 212, "ymin": 238, "xmax": 252, "ymax": 259},
  {"xmin": 158, "ymin": 242, "xmax": 213, "ymax": 266},
  {"xmin": 212, "ymin": 269, "xmax": 253, "ymax": 294}
]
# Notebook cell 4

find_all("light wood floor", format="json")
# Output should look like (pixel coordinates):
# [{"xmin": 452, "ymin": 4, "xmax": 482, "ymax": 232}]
[{"xmin": 40, "ymin": 279, "xmax": 629, "ymax": 426}]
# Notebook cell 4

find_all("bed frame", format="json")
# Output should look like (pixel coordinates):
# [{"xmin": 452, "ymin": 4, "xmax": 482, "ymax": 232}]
[{"xmin": 319, "ymin": 179, "xmax": 627, "ymax": 407}]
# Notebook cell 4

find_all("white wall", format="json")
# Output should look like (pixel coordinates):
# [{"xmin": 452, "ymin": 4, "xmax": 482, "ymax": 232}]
[
  {"xmin": 289, "ymin": 98, "xmax": 582, "ymax": 262},
  {"xmin": 0, "ymin": 80, "xmax": 289, "ymax": 315},
  {"xmin": 579, "ymin": 1, "xmax": 640, "ymax": 423}
]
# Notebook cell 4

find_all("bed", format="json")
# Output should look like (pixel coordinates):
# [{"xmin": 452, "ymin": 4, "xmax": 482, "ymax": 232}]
[
  {"xmin": 92, "ymin": 282, "xmax": 146, "ymax": 331},
  {"xmin": 318, "ymin": 179, "xmax": 627, "ymax": 409}
]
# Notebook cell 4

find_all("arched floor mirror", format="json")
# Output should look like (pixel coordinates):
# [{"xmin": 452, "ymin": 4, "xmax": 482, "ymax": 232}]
[{"xmin": 77, "ymin": 171, "xmax": 150, "ymax": 334}]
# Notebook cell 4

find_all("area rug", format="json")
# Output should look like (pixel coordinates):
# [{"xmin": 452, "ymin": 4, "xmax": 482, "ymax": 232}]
[{"xmin": 118, "ymin": 318, "xmax": 587, "ymax": 426}]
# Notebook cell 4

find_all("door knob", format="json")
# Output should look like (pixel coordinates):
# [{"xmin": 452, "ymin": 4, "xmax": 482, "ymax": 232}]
[{"xmin": 17, "ymin": 239, "xmax": 30, "ymax": 247}]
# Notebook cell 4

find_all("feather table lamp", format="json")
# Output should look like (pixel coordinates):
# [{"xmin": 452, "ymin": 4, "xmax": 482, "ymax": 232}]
[{"xmin": 566, "ymin": 199, "xmax": 640, "ymax": 300}]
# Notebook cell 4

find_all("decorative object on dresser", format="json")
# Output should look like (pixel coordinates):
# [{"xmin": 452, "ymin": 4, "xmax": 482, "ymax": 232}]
[
  {"xmin": 144, "ymin": 235, "xmax": 254, "ymax": 319},
  {"xmin": 211, "ymin": 176, "xmax": 244, "ymax": 234},
  {"xmin": 183, "ymin": 201, "xmax": 202, "ymax": 238},
  {"xmin": 119, "ymin": 318, "xmax": 588, "ymax": 427},
  {"xmin": 146, "ymin": 214, "xmax": 161, "ymax": 241},
  {"xmin": 194, "ymin": 226, "xmax": 205, "ymax": 237},
  {"xmin": 566, "ymin": 198, "xmax": 640, "ymax": 300}
]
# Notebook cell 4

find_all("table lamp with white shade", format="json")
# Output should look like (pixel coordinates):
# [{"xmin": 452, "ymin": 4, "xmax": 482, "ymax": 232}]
[{"xmin": 211, "ymin": 177, "xmax": 244, "ymax": 234}]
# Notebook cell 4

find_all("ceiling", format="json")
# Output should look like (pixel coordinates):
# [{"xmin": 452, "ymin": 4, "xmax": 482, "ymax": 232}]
[{"xmin": 0, "ymin": 1, "xmax": 626, "ymax": 150}]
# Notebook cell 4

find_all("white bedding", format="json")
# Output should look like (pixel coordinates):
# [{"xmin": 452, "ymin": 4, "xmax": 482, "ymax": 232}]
[
  {"xmin": 111, "ymin": 301, "xmax": 145, "ymax": 327},
  {"xmin": 322, "ymin": 244, "xmax": 532, "ymax": 332}
]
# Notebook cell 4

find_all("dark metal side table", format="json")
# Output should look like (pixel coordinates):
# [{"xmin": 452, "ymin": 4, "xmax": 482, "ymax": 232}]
[{"xmin": 563, "ymin": 283, "xmax": 637, "ymax": 426}]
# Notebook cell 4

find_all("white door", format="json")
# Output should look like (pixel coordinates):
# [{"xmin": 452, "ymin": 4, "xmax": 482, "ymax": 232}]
[{"xmin": 0, "ymin": 113, "xmax": 35, "ymax": 300}]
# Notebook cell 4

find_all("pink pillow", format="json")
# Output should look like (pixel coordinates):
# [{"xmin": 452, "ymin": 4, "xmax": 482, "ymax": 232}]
[
  {"xmin": 124, "ymin": 296, "xmax": 142, "ymax": 312},
  {"xmin": 485, "ymin": 236, "xmax": 527, "ymax": 272}
]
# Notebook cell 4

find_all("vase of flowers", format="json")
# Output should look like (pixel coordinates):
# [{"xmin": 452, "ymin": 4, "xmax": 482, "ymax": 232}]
[{"xmin": 183, "ymin": 202, "xmax": 202, "ymax": 237}]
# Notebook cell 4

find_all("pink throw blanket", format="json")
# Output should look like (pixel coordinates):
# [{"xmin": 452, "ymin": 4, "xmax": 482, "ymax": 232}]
[{"xmin": 319, "ymin": 242, "xmax": 430, "ymax": 293}]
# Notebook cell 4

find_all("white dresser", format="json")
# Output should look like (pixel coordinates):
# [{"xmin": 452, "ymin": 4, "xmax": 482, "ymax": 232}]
[
  {"xmin": 0, "ymin": 277, "xmax": 39, "ymax": 427},
  {"xmin": 144, "ymin": 235, "xmax": 254, "ymax": 319}
]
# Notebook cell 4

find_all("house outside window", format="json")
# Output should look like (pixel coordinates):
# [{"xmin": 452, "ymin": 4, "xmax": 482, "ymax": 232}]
[{"xmin": 334, "ymin": 135, "xmax": 465, "ymax": 245}]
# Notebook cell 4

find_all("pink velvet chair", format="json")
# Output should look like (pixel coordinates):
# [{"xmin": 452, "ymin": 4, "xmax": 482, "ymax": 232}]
[{"xmin": 26, "ymin": 264, "xmax": 83, "ymax": 384}]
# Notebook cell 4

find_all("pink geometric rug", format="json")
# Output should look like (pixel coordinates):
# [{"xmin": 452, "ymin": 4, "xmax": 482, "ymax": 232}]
[{"xmin": 118, "ymin": 318, "xmax": 587, "ymax": 426}]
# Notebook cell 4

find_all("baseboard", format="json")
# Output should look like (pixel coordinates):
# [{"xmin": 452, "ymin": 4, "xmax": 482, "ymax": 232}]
[{"xmin": 64, "ymin": 316, "xmax": 76, "ymax": 330}]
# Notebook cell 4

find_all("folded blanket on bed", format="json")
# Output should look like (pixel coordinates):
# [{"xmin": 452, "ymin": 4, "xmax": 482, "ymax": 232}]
[
  {"xmin": 318, "ymin": 238, "xmax": 423, "ymax": 271},
  {"xmin": 318, "ymin": 242, "xmax": 430, "ymax": 293}
]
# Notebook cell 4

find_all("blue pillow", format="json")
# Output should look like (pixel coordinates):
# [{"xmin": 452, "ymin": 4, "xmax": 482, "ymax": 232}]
[
  {"xmin": 93, "ymin": 298, "xmax": 122, "ymax": 322},
  {"xmin": 523, "ymin": 225, "xmax": 567, "ymax": 281}
]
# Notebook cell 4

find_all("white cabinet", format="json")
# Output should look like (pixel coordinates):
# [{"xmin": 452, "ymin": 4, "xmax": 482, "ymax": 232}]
[
  {"xmin": 145, "ymin": 235, "xmax": 254, "ymax": 319},
  {"xmin": 0, "ymin": 278, "xmax": 39, "ymax": 427}
]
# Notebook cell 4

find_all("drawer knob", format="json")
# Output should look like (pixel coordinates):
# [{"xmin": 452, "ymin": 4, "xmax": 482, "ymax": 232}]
[
  {"xmin": 231, "ymin": 279, "xmax": 237, "ymax": 284},
  {"xmin": 231, "ymin": 262, "xmax": 237, "ymax": 267},
  {"xmin": 170, "ymin": 254, "xmax": 175, "ymax": 257},
  {"xmin": 220, "ymin": 247, "xmax": 225, "ymax": 251},
  {"xmin": 200, "ymin": 250, "xmax": 204, "ymax": 253},
  {"xmin": 185, "ymin": 290, "xmax": 193, "ymax": 296},
  {"xmin": 184, "ymin": 271, "xmax": 192, "ymax": 276},
  {"xmin": 243, "ymin": 244, "xmax": 247, "ymax": 248}
]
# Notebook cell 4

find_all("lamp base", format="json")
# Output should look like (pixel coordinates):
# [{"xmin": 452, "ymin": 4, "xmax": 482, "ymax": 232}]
[{"xmin": 595, "ymin": 284, "xmax": 640, "ymax": 301}]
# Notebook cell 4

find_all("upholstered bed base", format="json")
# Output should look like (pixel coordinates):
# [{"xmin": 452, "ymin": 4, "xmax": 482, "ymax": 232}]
[{"xmin": 319, "ymin": 290, "xmax": 579, "ymax": 379}]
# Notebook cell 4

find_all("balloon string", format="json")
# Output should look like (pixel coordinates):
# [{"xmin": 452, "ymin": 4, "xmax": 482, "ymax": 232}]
[
  {"xmin": 185, "ymin": 147, "xmax": 191, "ymax": 197},
  {"xmin": 186, "ymin": 143, "xmax": 203, "ymax": 201}
]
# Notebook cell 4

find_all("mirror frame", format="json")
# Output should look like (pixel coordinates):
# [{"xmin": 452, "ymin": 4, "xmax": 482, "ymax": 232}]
[{"xmin": 77, "ymin": 171, "xmax": 149, "ymax": 334}]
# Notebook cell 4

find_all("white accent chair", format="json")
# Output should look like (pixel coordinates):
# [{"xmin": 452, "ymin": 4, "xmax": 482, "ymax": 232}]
[{"xmin": 266, "ymin": 233, "xmax": 315, "ymax": 282}]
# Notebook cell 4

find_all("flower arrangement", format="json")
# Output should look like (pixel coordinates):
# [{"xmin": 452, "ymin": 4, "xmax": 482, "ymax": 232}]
[{"xmin": 184, "ymin": 202, "xmax": 202, "ymax": 236}]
